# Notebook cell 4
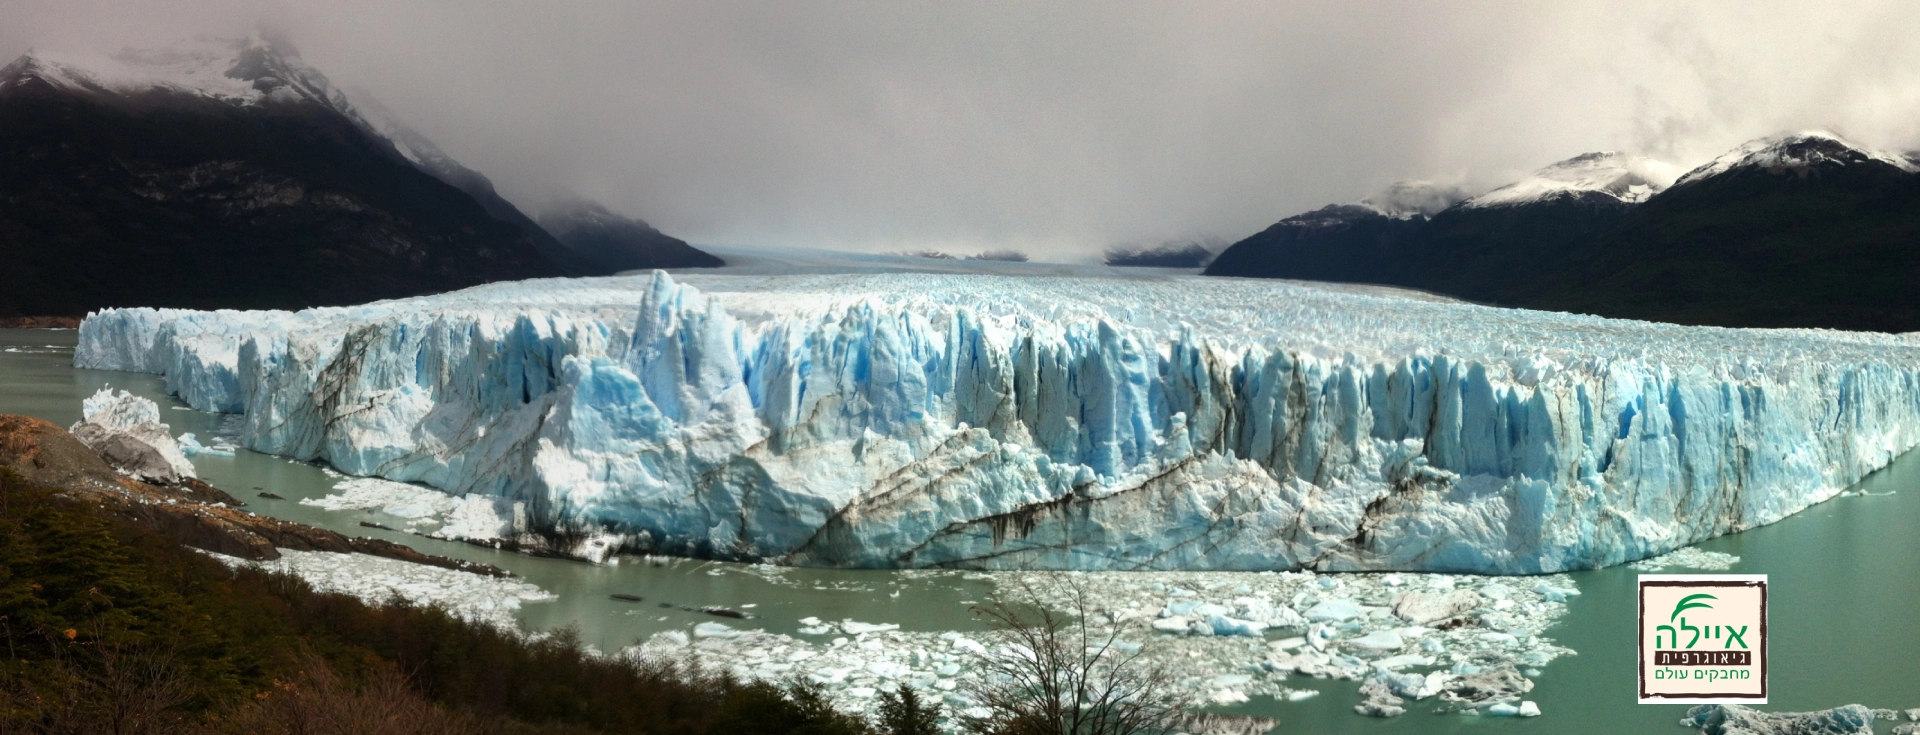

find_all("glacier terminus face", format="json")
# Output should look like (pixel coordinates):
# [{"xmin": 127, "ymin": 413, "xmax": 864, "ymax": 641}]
[{"xmin": 74, "ymin": 269, "xmax": 1920, "ymax": 573}]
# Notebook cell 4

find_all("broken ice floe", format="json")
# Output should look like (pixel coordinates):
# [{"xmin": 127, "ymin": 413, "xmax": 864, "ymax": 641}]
[
  {"xmin": 205, "ymin": 548, "xmax": 554, "ymax": 631},
  {"xmin": 1682, "ymin": 703, "xmax": 1877, "ymax": 735},
  {"xmin": 630, "ymin": 568, "xmax": 1575, "ymax": 721},
  {"xmin": 303, "ymin": 477, "xmax": 460, "ymax": 522},
  {"xmin": 177, "ymin": 432, "xmax": 237, "ymax": 457},
  {"xmin": 301, "ymin": 476, "xmax": 520, "ymax": 539},
  {"xmin": 1629, "ymin": 547, "xmax": 1741, "ymax": 572},
  {"xmin": 298, "ymin": 476, "xmax": 629, "ymax": 563}
]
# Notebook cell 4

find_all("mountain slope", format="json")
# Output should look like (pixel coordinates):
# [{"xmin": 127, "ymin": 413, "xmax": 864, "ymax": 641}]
[
  {"xmin": 0, "ymin": 36, "xmax": 569, "ymax": 317},
  {"xmin": 1383, "ymin": 152, "xmax": 1681, "ymax": 302},
  {"xmin": 0, "ymin": 36, "xmax": 708, "ymax": 318},
  {"xmin": 1201, "ymin": 204, "xmax": 1427, "ymax": 282},
  {"xmin": 1199, "ymin": 181, "xmax": 1464, "ymax": 282},
  {"xmin": 1207, "ymin": 136, "xmax": 1920, "ymax": 331},
  {"xmin": 536, "ymin": 197, "xmax": 722, "ymax": 272},
  {"xmin": 1514, "ymin": 133, "xmax": 1920, "ymax": 330},
  {"xmin": 344, "ymin": 92, "xmax": 614, "ymax": 276}
]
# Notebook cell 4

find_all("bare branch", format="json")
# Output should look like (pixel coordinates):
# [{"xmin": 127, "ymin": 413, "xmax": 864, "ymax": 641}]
[{"xmin": 958, "ymin": 575, "xmax": 1189, "ymax": 735}]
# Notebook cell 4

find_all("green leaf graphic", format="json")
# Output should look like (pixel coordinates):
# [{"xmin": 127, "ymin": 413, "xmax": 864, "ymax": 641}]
[{"xmin": 1670, "ymin": 593, "xmax": 1717, "ymax": 622}]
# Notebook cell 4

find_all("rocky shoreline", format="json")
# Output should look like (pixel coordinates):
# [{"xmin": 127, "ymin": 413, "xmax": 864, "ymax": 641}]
[
  {"xmin": 0, "ymin": 412, "xmax": 508, "ymax": 578},
  {"xmin": 0, "ymin": 316, "xmax": 80, "ymax": 329}
]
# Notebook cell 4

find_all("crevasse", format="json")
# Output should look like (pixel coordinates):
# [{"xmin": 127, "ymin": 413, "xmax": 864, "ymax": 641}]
[{"xmin": 74, "ymin": 271, "xmax": 1920, "ymax": 573}]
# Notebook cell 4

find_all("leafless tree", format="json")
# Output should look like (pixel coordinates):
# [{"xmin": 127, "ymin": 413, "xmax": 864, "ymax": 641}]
[{"xmin": 958, "ymin": 577, "xmax": 1187, "ymax": 735}]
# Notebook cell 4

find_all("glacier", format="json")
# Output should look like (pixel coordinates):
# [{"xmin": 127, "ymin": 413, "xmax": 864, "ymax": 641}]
[{"xmin": 73, "ymin": 267, "xmax": 1920, "ymax": 573}]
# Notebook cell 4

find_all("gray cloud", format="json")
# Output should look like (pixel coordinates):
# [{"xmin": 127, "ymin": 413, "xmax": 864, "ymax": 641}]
[{"xmin": 4, "ymin": 0, "xmax": 1919, "ymax": 256}]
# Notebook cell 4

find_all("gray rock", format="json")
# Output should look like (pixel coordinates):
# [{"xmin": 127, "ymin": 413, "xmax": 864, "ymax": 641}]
[
  {"xmin": 68, "ymin": 388, "xmax": 195, "ymax": 484},
  {"xmin": 70, "ymin": 422, "xmax": 189, "ymax": 484}
]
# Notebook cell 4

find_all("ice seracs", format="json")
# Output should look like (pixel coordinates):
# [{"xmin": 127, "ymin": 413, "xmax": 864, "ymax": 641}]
[
  {"xmin": 75, "ymin": 268, "xmax": 1920, "ymax": 572},
  {"xmin": 1464, "ymin": 152, "xmax": 1683, "ymax": 208}
]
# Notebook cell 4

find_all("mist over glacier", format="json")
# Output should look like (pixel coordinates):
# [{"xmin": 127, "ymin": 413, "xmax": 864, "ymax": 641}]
[{"xmin": 75, "ymin": 266, "xmax": 1920, "ymax": 573}]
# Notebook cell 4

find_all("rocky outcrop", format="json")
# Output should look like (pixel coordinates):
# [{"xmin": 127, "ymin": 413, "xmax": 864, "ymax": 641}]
[
  {"xmin": 0, "ymin": 412, "xmax": 506, "ymax": 577},
  {"xmin": 68, "ymin": 388, "xmax": 195, "ymax": 483}
]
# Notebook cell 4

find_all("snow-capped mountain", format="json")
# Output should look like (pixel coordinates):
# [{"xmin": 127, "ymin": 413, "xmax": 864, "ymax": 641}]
[
  {"xmin": 0, "ymin": 35, "xmax": 715, "ymax": 317},
  {"xmin": 1463, "ymin": 152, "xmax": 1683, "ymax": 208},
  {"xmin": 1672, "ymin": 130, "xmax": 1920, "ymax": 187},
  {"xmin": 0, "ymin": 36, "xmax": 577, "ymax": 317},
  {"xmin": 0, "ymin": 35, "xmax": 344, "ymax": 108},
  {"xmin": 536, "ymin": 197, "xmax": 724, "ymax": 272},
  {"xmin": 1209, "ymin": 131, "xmax": 1920, "ymax": 330},
  {"xmin": 1356, "ymin": 180, "xmax": 1473, "ymax": 219}
]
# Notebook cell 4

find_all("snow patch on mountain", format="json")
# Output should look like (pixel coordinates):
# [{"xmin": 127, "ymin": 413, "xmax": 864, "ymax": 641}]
[
  {"xmin": 1465, "ymin": 152, "xmax": 1683, "ymax": 209},
  {"xmin": 0, "ymin": 36, "xmax": 487, "ymax": 201},
  {"xmin": 1356, "ymin": 181, "xmax": 1472, "ymax": 219},
  {"xmin": 341, "ymin": 88, "xmax": 461, "ymax": 170},
  {"xmin": 1674, "ymin": 131, "xmax": 1920, "ymax": 187},
  {"xmin": 0, "ymin": 35, "xmax": 348, "ymax": 110}
]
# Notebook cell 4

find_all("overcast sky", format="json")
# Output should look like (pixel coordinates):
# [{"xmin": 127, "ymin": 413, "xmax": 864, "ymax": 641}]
[{"xmin": 5, "ymin": 1, "xmax": 1919, "ymax": 256}]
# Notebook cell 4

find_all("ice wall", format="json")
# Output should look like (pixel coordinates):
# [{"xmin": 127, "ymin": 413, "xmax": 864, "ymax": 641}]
[{"xmin": 75, "ymin": 271, "xmax": 1920, "ymax": 572}]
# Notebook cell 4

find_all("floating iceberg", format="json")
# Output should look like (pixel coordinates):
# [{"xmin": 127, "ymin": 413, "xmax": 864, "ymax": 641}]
[{"xmin": 75, "ymin": 269, "xmax": 1920, "ymax": 572}]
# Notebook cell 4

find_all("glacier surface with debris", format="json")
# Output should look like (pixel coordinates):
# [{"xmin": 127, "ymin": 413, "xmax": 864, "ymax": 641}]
[{"xmin": 73, "ymin": 267, "xmax": 1920, "ymax": 572}]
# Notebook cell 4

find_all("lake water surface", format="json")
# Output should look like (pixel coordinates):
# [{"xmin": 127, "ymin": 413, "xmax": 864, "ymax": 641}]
[{"xmin": 5, "ymin": 327, "xmax": 1915, "ymax": 733}]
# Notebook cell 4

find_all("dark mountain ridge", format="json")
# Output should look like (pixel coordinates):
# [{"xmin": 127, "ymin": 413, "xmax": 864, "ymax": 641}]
[
  {"xmin": 0, "ymin": 37, "xmax": 716, "ymax": 318},
  {"xmin": 537, "ymin": 197, "xmax": 723, "ymax": 272},
  {"xmin": 1206, "ymin": 135, "xmax": 1920, "ymax": 332}
]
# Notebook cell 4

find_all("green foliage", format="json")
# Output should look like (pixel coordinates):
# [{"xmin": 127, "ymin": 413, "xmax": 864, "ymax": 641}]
[
  {"xmin": 1, "ymin": 468, "xmax": 283, "ymax": 726},
  {"xmin": 876, "ymin": 685, "xmax": 942, "ymax": 735},
  {"xmin": 712, "ymin": 680, "xmax": 876, "ymax": 735},
  {"xmin": 0, "ymin": 469, "xmax": 948, "ymax": 734}
]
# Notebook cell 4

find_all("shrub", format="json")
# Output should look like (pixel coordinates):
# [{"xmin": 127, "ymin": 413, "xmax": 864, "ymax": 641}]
[
  {"xmin": 958, "ymin": 578, "xmax": 1186, "ymax": 735},
  {"xmin": 0, "ymin": 467, "xmax": 958, "ymax": 735}
]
